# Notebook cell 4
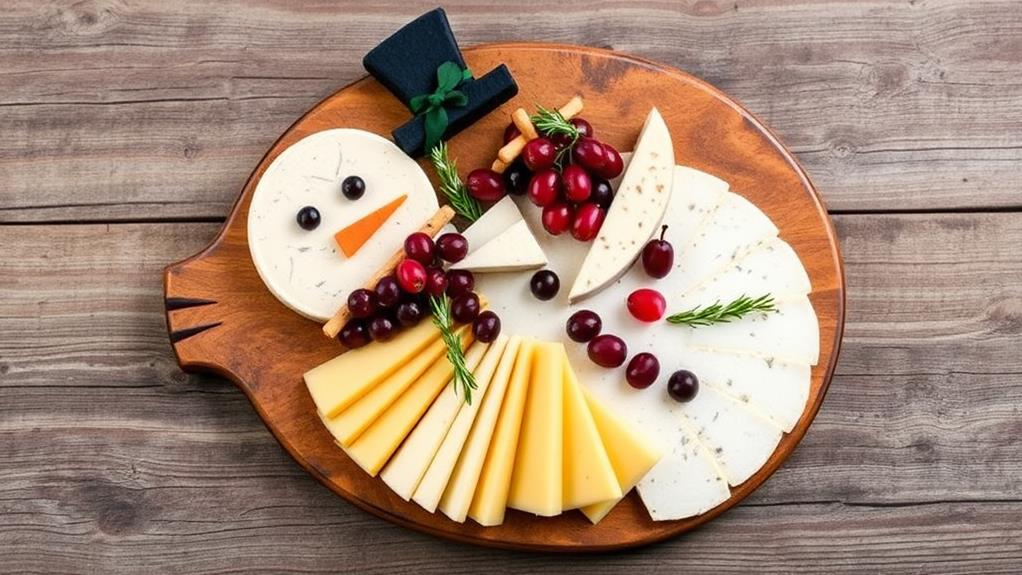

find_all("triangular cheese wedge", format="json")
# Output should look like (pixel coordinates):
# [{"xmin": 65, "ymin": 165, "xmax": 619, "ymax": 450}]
[
  {"xmin": 460, "ymin": 195, "xmax": 525, "ymax": 250},
  {"xmin": 562, "ymin": 352, "xmax": 621, "ymax": 510},
  {"xmin": 452, "ymin": 219, "xmax": 547, "ymax": 273},
  {"xmin": 569, "ymin": 107, "xmax": 674, "ymax": 302}
]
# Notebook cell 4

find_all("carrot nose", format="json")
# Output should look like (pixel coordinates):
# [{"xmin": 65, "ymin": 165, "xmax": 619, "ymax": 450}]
[{"xmin": 333, "ymin": 194, "xmax": 408, "ymax": 257}]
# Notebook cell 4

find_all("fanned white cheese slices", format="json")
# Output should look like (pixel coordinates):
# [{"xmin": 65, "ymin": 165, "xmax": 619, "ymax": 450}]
[
  {"xmin": 473, "ymin": 160, "xmax": 818, "ymax": 521},
  {"xmin": 569, "ymin": 108, "xmax": 675, "ymax": 302}
]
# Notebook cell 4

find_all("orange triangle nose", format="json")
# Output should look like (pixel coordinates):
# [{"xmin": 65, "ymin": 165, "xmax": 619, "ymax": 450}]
[{"xmin": 334, "ymin": 194, "xmax": 408, "ymax": 257}]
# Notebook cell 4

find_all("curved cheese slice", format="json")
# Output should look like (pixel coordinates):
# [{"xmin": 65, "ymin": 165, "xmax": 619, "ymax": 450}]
[
  {"xmin": 411, "ymin": 336, "xmax": 510, "ymax": 511},
  {"xmin": 569, "ymin": 108, "xmax": 675, "ymax": 302},
  {"xmin": 379, "ymin": 339, "xmax": 490, "ymax": 500},
  {"xmin": 440, "ymin": 336, "xmax": 523, "ymax": 523}
]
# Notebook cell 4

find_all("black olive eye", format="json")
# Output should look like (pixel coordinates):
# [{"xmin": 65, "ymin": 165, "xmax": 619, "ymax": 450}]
[
  {"xmin": 296, "ymin": 206, "xmax": 321, "ymax": 230},
  {"xmin": 341, "ymin": 175, "xmax": 366, "ymax": 200}
]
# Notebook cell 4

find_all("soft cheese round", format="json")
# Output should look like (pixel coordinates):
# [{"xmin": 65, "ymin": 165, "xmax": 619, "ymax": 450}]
[{"xmin": 248, "ymin": 129, "xmax": 438, "ymax": 321}]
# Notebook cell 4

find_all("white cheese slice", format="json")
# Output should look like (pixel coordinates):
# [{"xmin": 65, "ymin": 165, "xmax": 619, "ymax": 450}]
[
  {"xmin": 439, "ymin": 336, "xmax": 523, "ymax": 523},
  {"xmin": 678, "ymin": 295, "xmax": 820, "ymax": 365},
  {"xmin": 677, "ymin": 346, "xmax": 810, "ymax": 432},
  {"xmin": 412, "ymin": 336, "xmax": 510, "ymax": 512},
  {"xmin": 451, "ymin": 220, "xmax": 547, "ymax": 273},
  {"xmin": 677, "ymin": 237, "xmax": 810, "ymax": 309},
  {"xmin": 671, "ymin": 190, "xmax": 779, "ymax": 295},
  {"xmin": 377, "ymin": 341, "xmax": 489, "ymax": 500},
  {"xmin": 569, "ymin": 108, "xmax": 675, "ymax": 302},
  {"xmin": 248, "ymin": 129, "xmax": 438, "ymax": 321},
  {"xmin": 679, "ymin": 384, "xmax": 783, "ymax": 486},
  {"xmin": 638, "ymin": 418, "xmax": 731, "ymax": 520},
  {"xmin": 583, "ymin": 373, "xmax": 730, "ymax": 521},
  {"xmin": 460, "ymin": 195, "xmax": 524, "ymax": 251}
]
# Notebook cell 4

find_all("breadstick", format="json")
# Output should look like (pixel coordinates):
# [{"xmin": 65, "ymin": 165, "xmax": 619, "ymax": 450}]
[
  {"xmin": 511, "ymin": 108, "xmax": 539, "ymax": 140},
  {"xmin": 322, "ymin": 205, "xmax": 456, "ymax": 339},
  {"xmin": 495, "ymin": 95, "xmax": 584, "ymax": 166}
]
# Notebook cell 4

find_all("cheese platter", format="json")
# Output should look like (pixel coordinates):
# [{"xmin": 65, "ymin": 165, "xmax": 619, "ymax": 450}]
[{"xmin": 164, "ymin": 9, "xmax": 844, "ymax": 552}]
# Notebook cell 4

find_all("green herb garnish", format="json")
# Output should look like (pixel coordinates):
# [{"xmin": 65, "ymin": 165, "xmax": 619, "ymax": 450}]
[
  {"xmin": 429, "ymin": 142, "xmax": 482, "ymax": 222},
  {"xmin": 531, "ymin": 106, "xmax": 580, "ymax": 168},
  {"xmin": 429, "ymin": 294, "xmax": 477, "ymax": 404},
  {"xmin": 666, "ymin": 294, "xmax": 778, "ymax": 328}
]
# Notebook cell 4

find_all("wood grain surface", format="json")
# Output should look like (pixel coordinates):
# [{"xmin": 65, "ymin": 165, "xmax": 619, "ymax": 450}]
[{"xmin": 2, "ymin": 0, "xmax": 1021, "ymax": 572}]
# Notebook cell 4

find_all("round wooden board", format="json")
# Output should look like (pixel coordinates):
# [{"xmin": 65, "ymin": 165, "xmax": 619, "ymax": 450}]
[{"xmin": 164, "ymin": 43, "xmax": 845, "ymax": 552}]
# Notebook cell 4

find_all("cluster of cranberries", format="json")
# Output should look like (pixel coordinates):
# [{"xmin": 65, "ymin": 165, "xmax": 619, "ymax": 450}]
[
  {"xmin": 464, "ymin": 119, "xmax": 624, "ymax": 241},
  {"xmin": 557, "ymin": 225, "xmax": 698, "ymax": 402},
  {"xmin": 337, "ymin": 231, "xmax": 501, "ymax": 349}
]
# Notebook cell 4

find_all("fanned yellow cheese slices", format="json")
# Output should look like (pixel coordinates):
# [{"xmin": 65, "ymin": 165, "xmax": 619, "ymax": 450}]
[
  {"xmin": 344, "ymin": 332, "xmax": 476, "ymax": 476},
  {"xmin": 305, "ymin": 320, "xmax": 442, "ymax": 418}
]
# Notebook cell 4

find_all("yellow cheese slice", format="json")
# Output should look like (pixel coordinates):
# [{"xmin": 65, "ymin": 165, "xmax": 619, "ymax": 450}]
[
  {"xmin": 379, "ymin": 338, "xmax": 490, "ymax": 500},
  {"xmin": 304, "ymin": 320, "xmax": 441, "ymax": 418},
  {"xmin": 507, "ymin": 341, "xmax": 564, "ymax": 517},
  {"xmin": 579, "ymin": 387, "xmax": 664, "ymax": 524},
  {"xmin": 467, "ymin": 338, "xmax": 535, "ymax": 526},
  {"xmin": 344, "ymin": 333, "xmax": 476, "ymax": 476},
  {"xmin": 439, "ymin": 335, "xmax": 523, "ymax": 523},
  {"xmin": 323, "ymin": 335, "xmax": 448, "ymax": 447},
  {"xmin": 561, "ymin": 353, "xmax": 622, "ymax": 509},
  {"xmin": 411, "ymin": 336, "xmax": 509, "ymax": 511}
]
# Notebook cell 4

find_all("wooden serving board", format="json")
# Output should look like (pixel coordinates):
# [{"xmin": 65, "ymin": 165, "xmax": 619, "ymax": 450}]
[{"xmin": 163, "ymin": 43, "xmax": 845, "ymax": 552}]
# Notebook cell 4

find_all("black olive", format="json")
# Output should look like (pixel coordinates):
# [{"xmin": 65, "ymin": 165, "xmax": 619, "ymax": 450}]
[
  {"xmin": 296, "ymin": 206, "xmax": 321, "ymax": 230},
  {"xmin": 342, "ymin": 175, "xmax": 366, "ymax": 200}
]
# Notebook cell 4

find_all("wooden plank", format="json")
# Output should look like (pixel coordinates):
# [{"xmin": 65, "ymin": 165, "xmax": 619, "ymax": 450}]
[
  {"xmin": 3, "ymin": 0, "xmax": 1022, "ymax": 222},
  {"xmin": 1, "ymin": 212, "xmax": 1020, "ymax": 568}
]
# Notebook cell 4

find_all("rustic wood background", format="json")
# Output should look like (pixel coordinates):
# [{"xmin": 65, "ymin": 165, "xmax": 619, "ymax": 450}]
[{"xmin": 2, "ymin": 0, "xmax": 1020, "ymax": 572}]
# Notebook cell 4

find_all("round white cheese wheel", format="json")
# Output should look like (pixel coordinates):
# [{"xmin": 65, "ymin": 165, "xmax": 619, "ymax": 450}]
[{"xmin": 248, "ymin": 129, "xmax": 438, "ymax": 321}]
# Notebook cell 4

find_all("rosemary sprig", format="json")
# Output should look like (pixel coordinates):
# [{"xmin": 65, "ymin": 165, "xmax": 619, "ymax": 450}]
[
  {"xmin": 665, "ymin": 294, "xmax": 778, "ymax": 328},
  {"xmin": 429, "ymin": 142, "xmax": 482, "ymax": 222},
  {"xmin": 429, "ymin": 294, "xmax": 477, "ymax": 404},
  {"xmin": 531, "ymin": 106, "xmax": 580, "ymax": 168}
]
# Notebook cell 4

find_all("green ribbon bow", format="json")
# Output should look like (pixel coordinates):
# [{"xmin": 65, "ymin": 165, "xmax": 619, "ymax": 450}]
[{"xmin": 410, "ymin": 61, "xmax": 472, "ymax": 153}]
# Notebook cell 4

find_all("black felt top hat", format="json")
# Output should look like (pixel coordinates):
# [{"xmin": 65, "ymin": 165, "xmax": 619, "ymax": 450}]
[{"xmin": 363, "ymin": 8, "xmax": 518, "ymax": 156}]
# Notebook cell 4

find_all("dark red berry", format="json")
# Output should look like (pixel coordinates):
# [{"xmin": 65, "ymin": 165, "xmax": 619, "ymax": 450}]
[
  {"xmin": 466, "ymin": 168, "xmax": 507, "ymax": 202},
  {"xmin": 569, "ymin": 117, "xmax": 594, "ymax": 138},
  {"xmin": 572, "ymin": 137, "xmax": 607, "ymax": 172},
  {"xmin": 642, "ymin": 225, "xmax": 674, "ymax": 279},
  {"xmin": 566, "ymin": 309, "xmax": 602, "ymax": 342},
  {"xmin": 595, "ymin": 144, "xmax": 624, "ymax": 179},
  {"xmin": 404, "ymin": 232, "xmax": 435, "ymax": 265},
  {"xmin": 472, "ymin": 310, "xmax": 501, "ymax": 343},
  {"xmin": 626, "ymin": 353, "xmax": 660, "ymax": 389},
  {"xmin": 451, "ymin": 292, "xmax": 481, "ymax": 323},
  {"xmin": 587, "ymin": 334, "xmax": 627, "ymax": 368},
  {"xmin": 425, "ymin": 267, "xmax": 448, "ymax": 297},
  {"xmin": 571, "ymin": 203, "xmax": 605, "ymax": 242},
  {"xmin": 395, "ymin": 300, "xmax": 424, "ymax": 327},
  {"xmin": 374, "ymin": 276, "xmax": 402, "ymax": 308},
  {"xmin": 562, "ymin": 164, "xmax": 592, "ymax": 203},
  {"xmin": 446, "ymin": 269, "xmax": 475, "ymax": 298},
  {"xmin": 667, "ymin": 370, "xmax": 699, "ymax": 402},
  {"xmin": 347, "ymin": 288, "xmax": 377, "ymax": 319},
  {"xmin": 503, "ymin": 122, "xmax": 521, "ymax": 144},
  {"xmin": 436, "ymin": 233, "xmax": 469, "ymax": 263},
  {"xmin": 503, "ymin": 159, "xmax": 531, "ymax": 196},
  {"xmin": 590, "ymin": 178, "xmax": 614, "ymax": 209},
  {"xmin": 529, "ymin": 270, "xmax": 560, "ymax": 301},
  {"xmin": 522, "ymin": 137, "xmax": 557, "ymax": 171},
  {"xmin": 527, "ymin": 168, "xmax": 562, "ymax": 207},
  {"xmin": 339, "ymin": 319, "xmax": 371, "ymax": 348},
  {"xmin": 541, "ymin": 202, "xmax": 573, "ymax": 236},
  {"xmin": 368, "ymin": 316, "xmax": 397, "ymax": 342}
]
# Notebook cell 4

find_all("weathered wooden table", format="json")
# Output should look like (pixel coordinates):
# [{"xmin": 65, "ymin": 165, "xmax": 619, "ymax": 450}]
[{"xmin": 2, "ymin": 1, "xmax": 1020, "ymax": 572}]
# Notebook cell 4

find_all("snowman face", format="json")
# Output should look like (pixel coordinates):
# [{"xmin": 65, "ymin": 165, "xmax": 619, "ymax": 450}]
[{"xmin": 248, "ymin": 129, "xmax": 438, "ymax": 321}]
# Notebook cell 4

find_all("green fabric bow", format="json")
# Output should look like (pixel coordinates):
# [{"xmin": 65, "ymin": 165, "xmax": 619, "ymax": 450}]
[{"xmin": 410, "ymin": 61, "xmax": 472, "ymax": 153}]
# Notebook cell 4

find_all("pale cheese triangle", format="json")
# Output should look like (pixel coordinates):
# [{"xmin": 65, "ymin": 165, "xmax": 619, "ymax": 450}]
[
  {"xmin": 452, "ymin": 219, "xmax": 547, "ymax": 273},
  {"xmin": 460, "ymin": 195, "xmax": 524, "ymax": 251}
]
